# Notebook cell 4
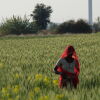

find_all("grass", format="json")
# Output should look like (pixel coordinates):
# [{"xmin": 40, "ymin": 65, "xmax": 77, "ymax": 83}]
[{"xmin": 0, "ymin": 33, "xmax": 100, "ymax": 100}]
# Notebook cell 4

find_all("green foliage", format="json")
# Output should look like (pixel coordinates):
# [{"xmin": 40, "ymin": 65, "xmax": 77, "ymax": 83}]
[
  {"xmin": 0, "ymin": 16, "xmax": 37, "ymax": 35},
  {"xmin": 93, "ymin": 17, "xmax": 100, "ymax": 32},
  {"xmin": 94, "ymin": 23, "xmax": 100, "ymax": 32},
  {"xmin": 75, "ymin": 19, "xmax": 92, "ymax": 33},
  {"xmin": 31, "ymin": 3, "xmax": 52, "ymax": 31},
  {"xmin": 0, "ymin": 34, "xmax": 100, "ymax": 100},
  {"xmin": 56, "ymin": 19, "xmax": 92, "ymax": 34},
  {"xmin": 56, "ymin": 20, "xmax": 75, "ymax": 34}
]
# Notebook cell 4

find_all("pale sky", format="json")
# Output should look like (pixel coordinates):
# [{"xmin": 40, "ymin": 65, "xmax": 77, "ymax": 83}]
[{"xmin": 0, "ymin": 0, "xmax": 100, "ymax": 23}]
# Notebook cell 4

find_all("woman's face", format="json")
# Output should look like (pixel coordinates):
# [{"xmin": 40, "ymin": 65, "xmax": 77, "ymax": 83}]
[
  {"xmin": 67, "ymin": 46, "xmax": 74, "ymax": 57},
  {"xmin": 68, "ymin": 52, "xmax": 73, "ymax": 57}
]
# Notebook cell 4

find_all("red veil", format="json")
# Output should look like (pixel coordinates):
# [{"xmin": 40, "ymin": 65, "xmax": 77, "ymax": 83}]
[
  {"xmin": 60, "ymin": 45, "xmax": 80, "ymax": 75},
  {"xmin": 57, "ymin": 45, "xmax": 80, "ymax": 87}
]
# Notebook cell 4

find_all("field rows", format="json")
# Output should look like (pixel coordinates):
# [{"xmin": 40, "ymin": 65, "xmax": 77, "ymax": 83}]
[{"xmin": 0, "ymin": 34, "xmax": 100, "ymax": 100}]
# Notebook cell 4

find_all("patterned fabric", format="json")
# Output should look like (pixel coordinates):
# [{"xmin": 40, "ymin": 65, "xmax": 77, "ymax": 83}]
[{"xmin": 56, "ymin": 58, "xmax": 75, "ymax": 73}]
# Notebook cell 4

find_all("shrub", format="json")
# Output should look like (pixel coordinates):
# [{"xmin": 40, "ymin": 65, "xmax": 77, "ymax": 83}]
[
  {"xmin": 75, "ymin": 19, "xmax": 92, "ymax": 33},
  {"xmin": 93, "ymin": 23, "xmax": 100, "ymax": 32},
  {"xmin": 56, "ymin": 19, "xmax": 92, "ymax": 34},
  {"xmin": 0, "ymin": 16, "xmax": 37, "ymax": 35}
]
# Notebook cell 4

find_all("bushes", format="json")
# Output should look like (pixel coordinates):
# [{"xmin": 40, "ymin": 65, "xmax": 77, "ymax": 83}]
[
  {"xmin": 0, "ymin": 17, "xmax": 93, "ymax": 35},
  {"xmin": 56, "ymin": 19, "xmax": 92, "ymax": 34},
  {"xmin": 75, "ymin": 19, "xmax": 92, "ymax": 33},
  {"xmin": 93, "ymin": 23, "xmax": 100, "ymax": 32},
  {"xmin": 0, "ymin": 16, "xmax": 37, "ymax": 35},
  {"xmin": 55, "ymin": 20, "xmax": 75, "ymax": 34}
]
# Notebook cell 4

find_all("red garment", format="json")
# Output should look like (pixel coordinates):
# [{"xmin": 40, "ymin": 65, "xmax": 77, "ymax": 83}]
[{"xmin": 57, "ymin": 45, "xmax": 80, "ymax": 88}]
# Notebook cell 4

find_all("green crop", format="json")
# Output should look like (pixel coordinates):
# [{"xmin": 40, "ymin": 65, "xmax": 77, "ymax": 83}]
[{"xmin": 0, "ymin": 33, "xmax": 100, "ymax": 100}]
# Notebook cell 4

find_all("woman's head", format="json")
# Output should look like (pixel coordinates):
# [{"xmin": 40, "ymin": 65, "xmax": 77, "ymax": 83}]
[
  {"xmin": 60, "ymin": 45, "xmax": 78, "ymax": 59},
  {"xmin": 67, "ymin": 46, "xmax": 75, "ymax": 57}
]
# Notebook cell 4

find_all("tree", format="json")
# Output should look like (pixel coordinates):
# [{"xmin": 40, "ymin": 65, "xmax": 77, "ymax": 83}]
[{"xmin": 30, "ymin": 3, "xmax": 52, "ymax": 31}]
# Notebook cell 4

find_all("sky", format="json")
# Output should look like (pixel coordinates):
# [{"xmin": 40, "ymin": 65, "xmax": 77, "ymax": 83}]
[{"xmin": 0, "ymin": 0, "xmax": 100, "ymax": 23}]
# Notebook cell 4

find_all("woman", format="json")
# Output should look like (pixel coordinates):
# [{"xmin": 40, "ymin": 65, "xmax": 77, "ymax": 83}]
[{"xmin": 54, "ymin": 45, "xmax": 80, "ymax": 88}]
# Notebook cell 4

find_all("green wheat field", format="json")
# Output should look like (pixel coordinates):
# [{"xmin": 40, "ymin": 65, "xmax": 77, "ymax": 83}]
[{"xmin": 0, "ymin": 33, "xmax": 100, "ymax": 100}]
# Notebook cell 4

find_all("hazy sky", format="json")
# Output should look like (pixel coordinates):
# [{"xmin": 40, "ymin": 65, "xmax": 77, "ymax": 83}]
[{"xmin": 0, "ymin": 0, "xmax": 100, "ymax": 23}]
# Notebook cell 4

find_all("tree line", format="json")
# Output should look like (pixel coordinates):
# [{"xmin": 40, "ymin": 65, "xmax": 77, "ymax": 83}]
[{"xmin": 0, "ymin": 3, "xmax": 100, "ymax": 35}]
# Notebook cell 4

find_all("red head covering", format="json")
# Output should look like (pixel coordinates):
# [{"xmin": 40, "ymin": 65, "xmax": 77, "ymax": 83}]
[
  {"xmin": 58, "ymin": 45, "xmax": 80, "ymax": 76},
  {"xmin": 60, "ymin": 45, "xmax": 78, "ymax": 60}
]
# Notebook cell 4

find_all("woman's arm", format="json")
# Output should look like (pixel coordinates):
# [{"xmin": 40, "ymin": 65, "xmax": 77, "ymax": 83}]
[
  {"xmin": 53, "ymin": 58, "xmax": 62, "ymax": 75},
  {"xmin": 54, "ymin": 65, "xmax": 62, "ymax": 75}
]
